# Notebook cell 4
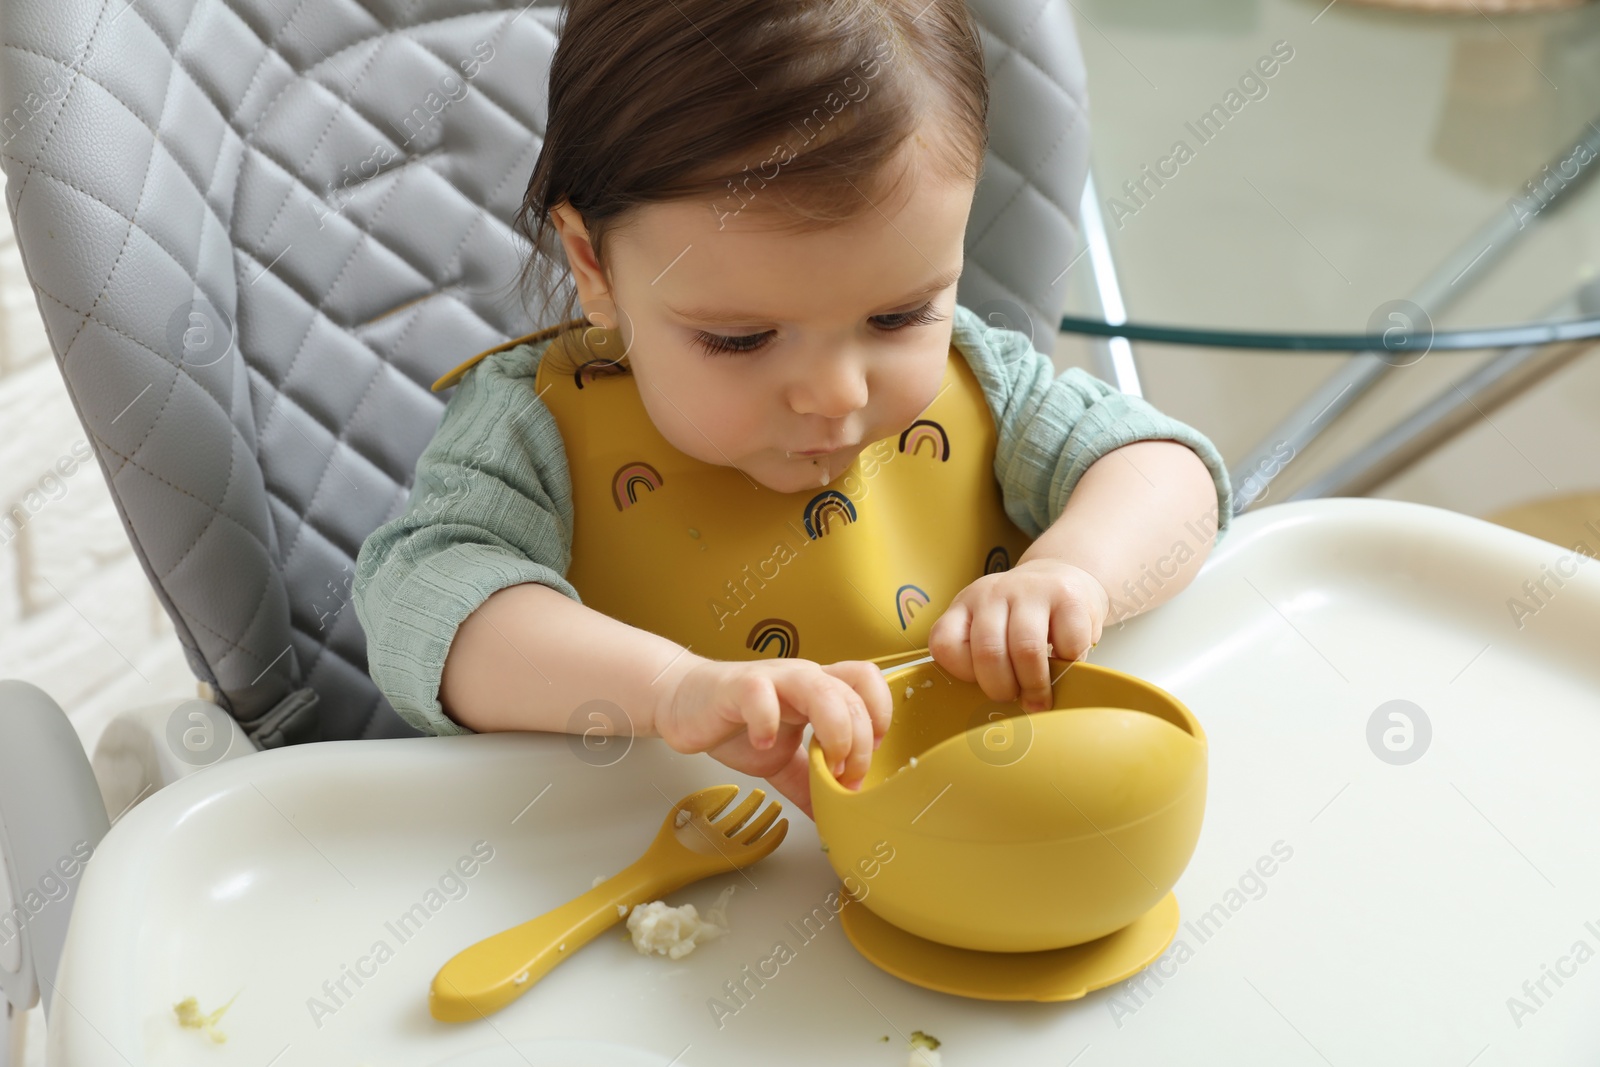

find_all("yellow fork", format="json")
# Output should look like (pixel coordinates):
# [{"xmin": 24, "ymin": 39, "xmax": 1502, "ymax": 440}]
[{"xmin": 429, "ymin": 785, "xmax": 787, "ymax": 1022}]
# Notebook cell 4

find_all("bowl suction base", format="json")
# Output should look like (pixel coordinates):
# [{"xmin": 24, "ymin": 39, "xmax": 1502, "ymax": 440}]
[{"xmin": 837, "ymin": 889, "xmax": 1180, "ymax": 1002}]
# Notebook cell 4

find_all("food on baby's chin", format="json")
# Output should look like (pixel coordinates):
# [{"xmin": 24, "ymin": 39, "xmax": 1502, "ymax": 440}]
[
  {"xmin": 173, "ymin": 991, "xmax": 239, "ymax": 1043},
  {"xmin": 626, "ymin": 885, "xmax": 737, "ymax": 959}
]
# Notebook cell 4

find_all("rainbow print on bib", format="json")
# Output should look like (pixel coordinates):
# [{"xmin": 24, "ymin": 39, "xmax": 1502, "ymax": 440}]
[
  {"xmin": 899, "ymin": 418, "xmax": 950, "ymax": 461},
  {"xmin": 896, "ymin": 584, "xmax": 931, "ymax": 630},
  {"xmin": 612, "ymin": 461, "xmax": 663, "ymax": 510},
  {"xmin": 747, "ymin": 618, "xmax": 801, "ymax": 658},
  {"xmin": 802, "ymin": 490, "xmax": 858, "ymax": 539}
]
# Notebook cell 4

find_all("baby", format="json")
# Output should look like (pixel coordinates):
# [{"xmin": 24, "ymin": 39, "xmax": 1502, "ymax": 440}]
[{"xmin": 353, "ymin": 0, "xmax": 1232, "ymax": 819}]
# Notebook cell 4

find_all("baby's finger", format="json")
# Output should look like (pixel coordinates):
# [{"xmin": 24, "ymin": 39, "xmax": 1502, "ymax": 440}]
[
  {"xmin": 927, "ymin": 601, "xmax": 975, "ymax": 682},
  {"xmin": 967, "ymin": 596, "xmax": 1018, "ymax": 704},
  {"xmin": 832, "ymin": 676, "xmax": 875, "ymax": 787},
  {"xmin": 733, "ymin": 672, "xmax": 784, "ymax": 750},
  {"xmin": 1007, "ymin": 597, "xmax": 1055, "ymax": 711},
  {"xmin": 1048, "ymin": 596, "xmax": 1096, "ymax": 662},
  {"xmin": 822, "ymin": 661, "xmax": 894, "ymax": 742},
  {"xmin": 778, "ymin": 668, "xmax": 861, "ymax": 782}
]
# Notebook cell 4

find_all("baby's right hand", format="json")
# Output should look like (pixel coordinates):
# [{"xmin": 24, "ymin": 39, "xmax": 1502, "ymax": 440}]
[{"xmin": 651, "ymin": 656, "xmax": 893, "ymax": 819}]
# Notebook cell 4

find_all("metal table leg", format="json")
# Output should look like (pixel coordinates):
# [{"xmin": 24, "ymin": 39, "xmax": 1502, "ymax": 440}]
[
  {"xmin": 1288, "ymin": 280, "xmax": 1600, "ymax": 500},
  {"xmin": 1230, "ymin": 115, "xmax": 1600, "ymax": 509}
]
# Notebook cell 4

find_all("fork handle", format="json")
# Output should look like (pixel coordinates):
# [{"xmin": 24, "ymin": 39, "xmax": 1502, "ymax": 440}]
[{"xmin": 429, "ymin": 855, "xmax": 685, "ymax": 1021}]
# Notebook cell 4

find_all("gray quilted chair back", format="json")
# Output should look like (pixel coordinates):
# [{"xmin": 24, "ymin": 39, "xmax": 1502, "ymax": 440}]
[{"xmin": 0, "ymin": 0, "xmax": 1089, "ymax": 745}]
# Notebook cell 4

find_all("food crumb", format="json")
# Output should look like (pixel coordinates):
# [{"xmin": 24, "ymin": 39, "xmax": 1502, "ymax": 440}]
[
  {"xmin": 674, "ymin": 808, "xmax": 692, "ymax": 828},
  {"xmin": 908, "ymin": 1031, "xmax": 942, "ymax": 1066},
  {"xmin": 173, "ymin": 991, "xmax": 238, "ymax": 1043},
  {"xmin": 920, "ymin": 679, "xmax": 933, "ymax": 689},
  {"xmin": 626, "ymin": 885, "xmax": 737, "ymax": 959},
  {"xmin": 591, "ymin": 873, "xmax": 607, "ymax": 888},
  {"xmin": 909, "ymin": 756, "xmax": 918, "ymax": 768},
  {"xmin": 559, "ymin": 942, "xmax": 567, "ymax": 951},
  {"xmin": 820, "ymin": 842, "xmax": 830, "ymax": 852},
  {"xmin": 513, "ymin": 970, "xmax": 529, "ymax": 985},
  {"xmin": 904, "ymin": 685, "xmax": 915, "ymax": 699},
  {"xmin": 617, "ymin": 903, "xmax": 630, "ymax": 918}
]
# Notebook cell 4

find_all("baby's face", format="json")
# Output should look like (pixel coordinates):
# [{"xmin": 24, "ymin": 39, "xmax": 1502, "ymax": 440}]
[{"xmin": 567, "ymin": 142, "xmax": 973, "ymax": 494}]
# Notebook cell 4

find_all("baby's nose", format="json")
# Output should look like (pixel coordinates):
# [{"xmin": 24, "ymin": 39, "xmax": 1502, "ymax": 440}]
[{"xmin": 789, "ymin": 360, "xmax": 869, "ymax": 419}]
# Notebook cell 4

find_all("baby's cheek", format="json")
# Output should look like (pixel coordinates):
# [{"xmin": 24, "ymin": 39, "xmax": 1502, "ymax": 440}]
[
  {"xmin": 886, "ymin": 350, "xmax": 950, "ymax": 425},
  {"xmin": 637, "ymin": 378, "xmax": 739, "ymax": 459}
]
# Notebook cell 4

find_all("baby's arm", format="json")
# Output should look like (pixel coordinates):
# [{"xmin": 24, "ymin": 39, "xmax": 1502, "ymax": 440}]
[
  {"xmin": 931, "ymin": 305, "xmax": 1234, "ymax": 707},
  {"xmin": 1015, "ymin": 438, "xmax": 1221, "ymax": 624},
  {"xmin": 438, "ymin": 580, "xmax": 685, "ymax": 736},
  {"xmin": 440, "ymin": 583, "xmax": 888, "ymax": 815}
]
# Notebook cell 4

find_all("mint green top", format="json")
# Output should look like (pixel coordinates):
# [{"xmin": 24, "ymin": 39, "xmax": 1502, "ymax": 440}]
[{"xmin": 353, "ymin": 304, "xmax": 1233, "ymax": 737}]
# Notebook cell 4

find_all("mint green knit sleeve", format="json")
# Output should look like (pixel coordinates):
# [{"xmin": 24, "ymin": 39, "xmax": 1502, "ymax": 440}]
[
  {"xmin": 950, "ymin": 302, "xmax": 1233, "ymax": 543},
  {"xmin": 353, "ymin": 341, "xmax": 580, "ymax": 737}
]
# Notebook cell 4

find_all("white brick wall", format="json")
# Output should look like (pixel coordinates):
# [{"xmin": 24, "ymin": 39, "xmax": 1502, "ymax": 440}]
[
  {"xmin": 0, "ymin": 206, "xmax": 197, "ymax": 1064},
  {"xmin": 0, "ymin": 220, "xmax": 197, "ymax": 749}
]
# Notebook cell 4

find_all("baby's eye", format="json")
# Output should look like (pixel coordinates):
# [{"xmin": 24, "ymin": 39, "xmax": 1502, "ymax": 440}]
[
  {"xmin": 870, "ymin": 300, "xmax": 940, "ymax": 329},
  {"xmin": 691, "ymin": 301, "xmax": 945, "ymax": 357},
  {"xmin": 694, "ymin": 329, "xmax": 774, "ymax": 357}
]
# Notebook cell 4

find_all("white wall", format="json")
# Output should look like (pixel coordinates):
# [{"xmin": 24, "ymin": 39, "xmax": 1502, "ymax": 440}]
[{"xmin": 0, "ymin": 219, "xmax": 199, "ymax": 757}]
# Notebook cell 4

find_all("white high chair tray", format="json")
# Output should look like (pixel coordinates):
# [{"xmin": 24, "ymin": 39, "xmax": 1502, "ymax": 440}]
[{"xmin": 50, "ymin": 498, "xmax": 1600, "ymax": 1065}]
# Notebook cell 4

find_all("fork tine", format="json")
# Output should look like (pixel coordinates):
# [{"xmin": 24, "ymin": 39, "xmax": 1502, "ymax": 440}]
[
  {"xmin": 743, "ymin": 813, "xmax": 788, "ymax": 854},
  {"xmin": 712, "ymin": 788, "xmax": 764, "ymax": 836},
  {"xmin": 685, "ymin": 784, "xmax": 740, "ymax": 823},
  {"xmin": 735, "ymin": 802, "xmax": 784, "ymax": 845}
]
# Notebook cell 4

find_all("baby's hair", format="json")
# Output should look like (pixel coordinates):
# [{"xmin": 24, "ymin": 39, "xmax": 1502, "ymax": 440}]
[{"xmin": 511, "ymin": 0, "xmax": 989, "ymax": 328}]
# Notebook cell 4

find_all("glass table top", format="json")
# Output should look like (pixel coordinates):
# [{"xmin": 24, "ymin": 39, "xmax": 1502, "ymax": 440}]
[{"xmin": 1060, "ymin": 0, "xmax": 1600, "ymax": 349}]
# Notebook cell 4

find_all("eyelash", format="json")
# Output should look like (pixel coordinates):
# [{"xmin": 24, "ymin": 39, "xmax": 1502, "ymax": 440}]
[{"xmin": 692, "ymin": 301, "xmax": 947, "ymax": 357}]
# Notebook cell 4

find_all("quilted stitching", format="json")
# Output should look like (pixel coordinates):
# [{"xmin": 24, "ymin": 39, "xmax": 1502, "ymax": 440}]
[{"xmin": 0, "ymin": 0, "xmax": 1088, "ymax": 742}]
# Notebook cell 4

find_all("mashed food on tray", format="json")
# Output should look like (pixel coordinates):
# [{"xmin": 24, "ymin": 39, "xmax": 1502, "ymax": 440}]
[{"xmin": 624, "ymin": 884, "xmax": 737, "ymax": 959}]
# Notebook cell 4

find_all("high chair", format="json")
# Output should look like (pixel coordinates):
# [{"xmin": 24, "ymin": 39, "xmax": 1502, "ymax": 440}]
[
  {"xmin": 6, "ymin": 1, "xmax": 1600, "ymax": 1065},
  {"xmin": 0, "ymin": 0, "xmax": 1093, "ymax": 1061}
]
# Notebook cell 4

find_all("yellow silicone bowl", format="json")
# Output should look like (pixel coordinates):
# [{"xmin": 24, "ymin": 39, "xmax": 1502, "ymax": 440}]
[{"xmin": 808, "ymin": 657, "xmax": 1207, "ymax": 953}]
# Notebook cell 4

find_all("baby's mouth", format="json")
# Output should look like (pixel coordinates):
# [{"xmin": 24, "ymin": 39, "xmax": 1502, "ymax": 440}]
[
  {"xmin": 783, "ymin": 448, "xmax": 841, "ymax": 488},
  {"xmin": 814, "ymin": 455, "xmax": 834, "ymax": 487}
]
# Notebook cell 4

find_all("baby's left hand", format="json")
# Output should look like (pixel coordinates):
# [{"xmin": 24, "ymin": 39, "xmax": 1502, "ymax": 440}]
[{"xmin": 927, "ymin": 559, "xmax": 1110, "ymax": 712}]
